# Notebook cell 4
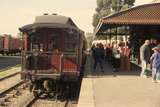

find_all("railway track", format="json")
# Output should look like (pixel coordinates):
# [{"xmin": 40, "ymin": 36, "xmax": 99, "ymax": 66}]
[
  {"xmin": 0, "ymin": 79, "xmax": 28, "ymax": 106},
  {"xmin": 0, "ymin": 69, "xmax": 82, "ymax": 107},
  {"xmin": 0, "ymin": 80, "xmax": 78, "ymax": 107},
  {"xmin": 0, "ymin": 71, "xmax": 22, "ymax": 95},
  {"xmin": 0, "ymin": 77, "xmax": 80, "ymax": 107},
  {"xmin": 24, "ymin": 79, "xmax": 82, "ymax": 107},
  {"xmin": 23, "ymin": 80, "xmax": 82, "ymax": 107},
  {"xmin": 0, "ymin": 71, "xmax": 24, "ymax": 100},
  {"xmin": 0, "ymin": 65, "xmax": 21, "ymax": 81},
  {"xmin": 24, "ymin": 94, "xmax": 78, "ymax": 107},
  {"xmin": 0, "ymin": 71, "xmax": 20, "ymax": 81},
  {"xmin": 0, "ymin": 80, "xmax": 24, "ymax": 97}
]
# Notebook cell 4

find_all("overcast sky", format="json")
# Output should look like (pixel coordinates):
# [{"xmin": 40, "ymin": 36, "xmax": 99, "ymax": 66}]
[{"xmin": 0, "ymin": 0, "xmax": 154, "ymax": 36}]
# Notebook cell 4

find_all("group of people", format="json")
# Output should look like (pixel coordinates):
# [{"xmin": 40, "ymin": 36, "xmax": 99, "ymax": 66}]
[
  {"xmin": 140, "ymin": 40, "xmax": 160, "ymax": 83},
  {"xmin": 91, "ymin": 41, "xmax": 131, "ymax": 72},
  {"xmin": 109, "ymin": 42, "xmax": 131, "ymax": 72},
  {"xmin": 91, "ymin": 39, "xmax": 160, "ymax": 83}
]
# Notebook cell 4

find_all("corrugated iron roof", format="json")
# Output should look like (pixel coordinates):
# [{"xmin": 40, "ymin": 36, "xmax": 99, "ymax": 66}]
[
  {"xmin": 102, "ymin": 3, "xmax": 160, "ymax": 25},
  {"xmin": 95, "ymin": 3, "xmax": 160, "ymax": 35}
]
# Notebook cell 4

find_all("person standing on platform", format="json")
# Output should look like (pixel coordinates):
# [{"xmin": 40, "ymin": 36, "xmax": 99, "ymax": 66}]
[
  {"xmin": 150, "ymin": 39, "xmax": 157, "ymax": 49},
  {"xmin": 93, "ymin": 43, "xmax": 104, "ymax": 72},
  {"xmin": 140, "ymin": 40, "xmax": 151, "ymax": 78},
  {"xmin": 91, "ymin": 44, "xmax": 96, "ymax": 58},
  {"xmin": 124, "ymin": 43, "xmax": 131, "ymax": 71},
  {"xmin": 150, "ymin": 46, "xmax": 160, "ymax": 83},
  {"xmin": 112, "ymin": 44, "xmax": 121, "ymax": 72},
  {"xmin": 91, "ymin": 44, "xmax": 96, "ymax": 70},
  {"xmin": 118, "ymin": 42, "xmax": 125, "ymax": 71},
  {"xmin": 150, "ymin": 39, "xmax": 157, "ymax": 51},
  {"xmin": 99, "ymin": 43, "xmax": 105, "ymax": 60},
  {"xmin": 121, "ymin": 42, "xmax": 131, "ymax": 71}
]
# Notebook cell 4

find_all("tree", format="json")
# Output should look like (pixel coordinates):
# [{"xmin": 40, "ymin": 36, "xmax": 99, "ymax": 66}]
[
  {"xmin": 92, "ymin": 0, "xmax": 112, "ymax": 28},
  {"xmin": 99, "ymin": 7, "xmax": 111, "ymax": 17},
  {"xmin": 92, "ymin": 0, "xmax": 135, "ymax": 29},
  {"xmin": 120, "ymin": 4, "xmax": 129, "ymax": 11},
  {"xmin": 124, "ymin": 0, "xmax": 135, "ymax": 6},
  {"xmin": 96, "ymin": 0, "xmax": 104, "ymax": 10},
  {"xmin": 112, "ymin": 0, "xmax": 122, "ymax": 12},
  {"xmin": 103, "ymin": 0, "xmax": 112, "ymax": 9},
  {"xmin": 92, "ymin": 13, "xmax": 100, "ymax": 28}
]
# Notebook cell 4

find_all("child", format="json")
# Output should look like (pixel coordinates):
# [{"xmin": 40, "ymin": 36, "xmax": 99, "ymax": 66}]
[{"xmin": 150, "ymin": 46, "xmax": 160, "ymax": 83}]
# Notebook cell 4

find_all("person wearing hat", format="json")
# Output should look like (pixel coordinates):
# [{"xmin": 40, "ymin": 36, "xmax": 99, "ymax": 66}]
[{"xmin": 150, "ymin": 46, "xmax": 160, "ymax": 83}]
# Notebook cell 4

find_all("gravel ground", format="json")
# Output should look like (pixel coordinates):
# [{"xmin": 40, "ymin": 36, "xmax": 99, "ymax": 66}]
[
  {"xmin": 0, "ymin": 74, "xmax": 21, "ymax": 93},
  {"xmin": 33, "ymin": 98, "xmax": 77, "ymax": 107},
  {"xmin": 9, "ymin": 90, "xmax": 33, "ymax": 107}
]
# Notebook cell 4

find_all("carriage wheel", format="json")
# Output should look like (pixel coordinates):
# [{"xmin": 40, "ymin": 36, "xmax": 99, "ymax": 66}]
[{"xmin": 32, "ymin": 84, "xmax": 40, "ymax": 97}]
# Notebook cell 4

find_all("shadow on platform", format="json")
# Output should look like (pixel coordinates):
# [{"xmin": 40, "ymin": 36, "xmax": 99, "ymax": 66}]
[{"xmin": 83, "ymin": 56, "xmax": 151, "ymax": 78}]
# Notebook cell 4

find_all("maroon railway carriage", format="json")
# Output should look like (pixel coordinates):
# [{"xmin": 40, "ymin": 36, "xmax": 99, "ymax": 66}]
[
  {"xmin": 3, "ymin": 35, "xmax": 22, "ymax": 55},
  {"xmin": 19, "ymin": 14, "xmax": 87, "ymax": 95},
  {"xmin": 0, "ymin": 36, "xmax": 4, "ymax": 54},
  {"xmin": 0, "ymin": 35, "xmax": 22, "ymax": 55}
]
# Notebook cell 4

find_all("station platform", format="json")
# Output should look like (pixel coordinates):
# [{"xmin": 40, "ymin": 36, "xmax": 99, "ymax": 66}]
[{"xmin": 77, "ymin": 57, "xmax": 160, "ymax": 107}]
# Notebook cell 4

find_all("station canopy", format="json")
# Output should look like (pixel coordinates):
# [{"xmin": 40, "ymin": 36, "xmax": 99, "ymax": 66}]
[{"xmin": 95, "ymin": 3, "xmax": 160, "ymax": 35}]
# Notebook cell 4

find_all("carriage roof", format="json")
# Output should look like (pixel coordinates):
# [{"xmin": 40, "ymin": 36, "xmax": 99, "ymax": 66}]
[
  {"xmin": 19, "ymin": 14, "xmax": 82, "ymax": 33},
  {"xmin": 35, "ymin": 15, "xmax": 77, "ymax": 27}
]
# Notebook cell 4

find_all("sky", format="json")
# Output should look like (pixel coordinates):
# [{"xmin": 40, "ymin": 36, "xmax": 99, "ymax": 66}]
[{"xmin": 0, "ymin": 0, "xmax": 154, "ymax": 36}]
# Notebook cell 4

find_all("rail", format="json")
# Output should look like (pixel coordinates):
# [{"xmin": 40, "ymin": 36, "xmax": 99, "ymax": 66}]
[
  {"xmin": 23, "ymin": 94, "xmax": 39, "ymax": 107},
  {"xmin": 0, "ymin": 80, "xmax": 25, "ymax": 97},
  {"xmin": 23, "ymin": 97, "xmax": 75, "ymax": 107},
  {"xmin": 0, "ymin": 72, "xmax": 20, "ymax": 81}
]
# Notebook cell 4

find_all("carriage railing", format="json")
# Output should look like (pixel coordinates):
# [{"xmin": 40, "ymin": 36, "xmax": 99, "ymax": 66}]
[{"xmin": 22, "ymin": 51, "xmax": 79, "ymax": 74}]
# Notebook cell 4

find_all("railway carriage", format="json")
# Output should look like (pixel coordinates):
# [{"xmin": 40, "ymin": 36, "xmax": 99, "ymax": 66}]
[
  {"xmin": 0, "ymin": 35, "xmax": 22, "ymax": 55},
  {"xmin": 0, "ymin": 36, "xmax": 4, "ymax": 54},
  {"xmin": 19, "ymin": 14, "xmax": 87, "ymax": 96},
  {"xmin": 3, "ymin": 35, "xmax": 22, "ymax": 55}
]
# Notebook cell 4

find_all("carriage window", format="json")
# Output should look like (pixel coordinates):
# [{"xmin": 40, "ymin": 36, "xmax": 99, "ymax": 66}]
[
  {"xmin": 40, "ymin": 44, "xmax": 43, "ymax": 52},
  {"xmin": 48, "ymin": 42, "xmax": 53, "ymax": 51},
  {"xmin": 33, "ymin": 44, "xmax": 39, "ymax": 51},
  {"xmin": 65, "ymin": 35, "xmax": 78, "ymax": 52}
]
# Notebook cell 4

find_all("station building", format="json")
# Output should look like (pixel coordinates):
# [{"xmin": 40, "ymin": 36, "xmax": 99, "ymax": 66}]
[{"xmin": 95, "ymin": 2, "xmax": 160, "ymax": 65}]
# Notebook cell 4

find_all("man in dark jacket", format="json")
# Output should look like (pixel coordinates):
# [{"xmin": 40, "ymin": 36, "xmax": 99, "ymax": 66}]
[{"xmin": 92, "ymin": 43, "xmax": 104, "ymax": 72}]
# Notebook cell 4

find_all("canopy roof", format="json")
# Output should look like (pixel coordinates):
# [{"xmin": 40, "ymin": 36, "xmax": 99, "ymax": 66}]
[{"xmin": 96, "ymin": 3, "xmax": 160, "ymax": 35}]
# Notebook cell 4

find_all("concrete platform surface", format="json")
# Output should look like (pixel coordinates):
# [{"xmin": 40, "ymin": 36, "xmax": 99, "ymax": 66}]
[
  {"xmin": 77, "ymin": 78, "xmax": 95, "ymax": 107},
  {"xmin": 78, "ymin": 57, "xmax": 160, "ymax": 107}
]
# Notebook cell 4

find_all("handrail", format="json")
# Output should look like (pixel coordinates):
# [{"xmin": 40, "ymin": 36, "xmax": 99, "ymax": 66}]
[
  {"xmin": 22, "ymin": 51, "xmax": 79, "ymax": 56},
  {"xmin": 22, "ymin": 51, "xmax": 79, "ymax": 72}
]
